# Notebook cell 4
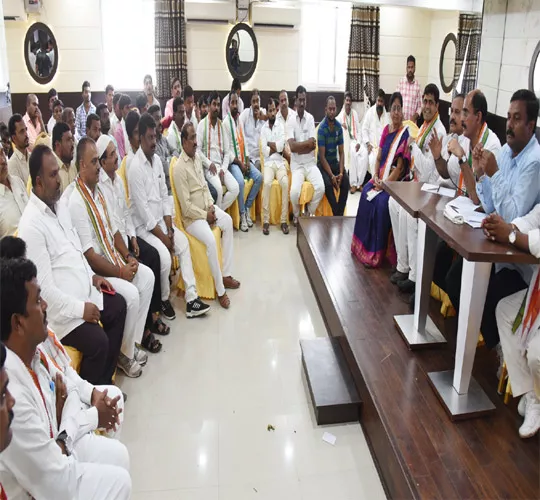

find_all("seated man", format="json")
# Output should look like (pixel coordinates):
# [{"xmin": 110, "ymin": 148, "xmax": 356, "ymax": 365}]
[
  {"xmin": 7, "ymin": 114, "xmax": 30, "ymax": 185},
  {"xmin": 276, "ymin": 90, "xmax": 295, "ymax": 163},
  {"xmin": 52, "ymin": 122, "xmax": 77, "ymax": 194},
  {"xmin": 136, "ymin": 93, "xmax": 148, "ymax": 115},
  {"xmin": 261, "ymin": 98, "xmax": 289, "ymax": 235},
  {"xmin": 46, "ymin": 88, "xmax": 58, "ymax": 133},
  {"xmin": 166, "ymin": 96, "xmax": 185, "ymax": 154},
  {"xmin": 196, "ymin": 91, "xmax": 239, "ymax": 211},
  {"xmin": 288, "ymin": 85, "xmax": 324, "ymax": 226},
  {"xmin": 317, "ymin": 96, "xmax": 349, "ymax": 216},
  {"xmin": 23, "ymin": 94, "xmax": 45, "ymax": 151},
  {"xmin": 85, "ymin": 113, "xmax": 101, "ymax": 142},
  {"xmin": 68, "ymin": 137, "xmax": 157, "ymax": 377},
  {"xmin": 110, "ymin": 92, "xmax": 122, "ymax": 136},
  {"xmin": 0, "ymin": 343, "xmax": 15, "ymax": 457},
  {"xmin": 96, "ymin": 102, "xmax": 113, "ymax": 138},
  {"xmin": 224, "ymin": 91, "xmax": 262, "ymax": 231},
  {"xmin": 113, "ymin": 94, "xmax": 132, "ymax": 159},
  {"xmin": 198, "ymin": 95, "xmax": 208, "ymax": 122},
  {"xmin": 0, "ymin": 148, "xmax": 28, "ymax": 238},
  {"xmin": 174, "ymin": 123, "xmax": 240, "ymax": 309},
  {"xmin": 183, "ymin": 85, "xmax": 198, "ymax": 130},
  {"xmin": 350, "ymin": 89, "xmax": 389, "ymax": 193},
  {"xmin": 48, "ymin": 98, "xmax": 64, "ymax": 134},
  {"xmin": 18, "ymin": 145, "xmax": 127, "ymax": 386},
  {"xmin": 336, "ymin": 91, "xmax": 361, "ymax": 175},
  {"xmin": 124, "ymin": 110, "xmax": 141, "ymax": 170},
  {"xmin": 164, "ymin": 77, "xmax": 182, "ymax": 120},
  {"xmin": 129, "ymin": 113, "xmax": 210, "ymax": 318},
  {"xmin": 0, "ymin": 258, "xmax": 131, "ymax": 500}
]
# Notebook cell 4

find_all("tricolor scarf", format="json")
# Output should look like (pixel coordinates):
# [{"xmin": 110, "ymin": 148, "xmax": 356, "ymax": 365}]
[
  {"xmin": 43, "ymin": 329, "xmax": 72, "ymax": 372},
  {"xmin": 339, "ymin": 109, "xmax": 357, "ymax": 141},
  {"xmin": 201, "ymin": 116, "xmax": 223, "ymax": 161},
  {"xmin": 410, "ymin": 113, "xmax": 439, "ymax": 181},
  {"xmin": 380, "ymin": 126, "xmax": 408, "ymax": 181},
  {"xmin": 228, "ymin": 113, "xmax": 246, "ymax": 164},
  {"xmin": 75, "ymin": 176, "xmax": 124, "ymax": 266},
  {"xmin": 458, "ymin": 123, "xmax": 489, "ymax": 196},
  {"xmin": 512, "ymin": 268, "xmax": 540, "ymax": 352}
]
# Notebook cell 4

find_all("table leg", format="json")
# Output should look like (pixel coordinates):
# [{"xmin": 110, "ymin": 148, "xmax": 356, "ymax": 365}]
[{"xmin": 394, "ymin": 219, "xmax": 446, "ymax": 349}]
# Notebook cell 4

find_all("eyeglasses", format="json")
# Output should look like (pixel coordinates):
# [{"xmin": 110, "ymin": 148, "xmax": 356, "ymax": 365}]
[{"xmin": 390, "ymin": 105, "xmax": 402, "ymax": 113}]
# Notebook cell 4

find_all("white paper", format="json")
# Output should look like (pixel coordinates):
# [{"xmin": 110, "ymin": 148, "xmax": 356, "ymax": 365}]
[
  {"xmin": 438, "ymin": 187, "xmax": 457, "ymax": 198},
  {"xmin": 445, "ymin": 196, "xmax": 485, "ymax": 229},
  {"xmin": 366, "ymin": 189, "xmax": 381, "ymax": 202},
  {"xmin": 322, "ymin": 432, "xmax": 337, "ymax": 446},
  {"xmin": 420, "ymin": 184, "xmax": 456, "ymax": 198},
  {"xmin": 421, "ymin": 183, "xmax": 440, "ymax": 193},
  {"xmin": 447, "ymin": 196, "xmax": 480, "ymax": 212}
]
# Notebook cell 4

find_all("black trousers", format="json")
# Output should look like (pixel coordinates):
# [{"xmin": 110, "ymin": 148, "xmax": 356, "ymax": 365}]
[
  {"xmin": 207, "ymin": 179, "xmax": 218, "ymax": 203},
  {"xmin": 62, "ymin": 292, "xmax": 126, "ymax": 385},
  {"xmin": 320, "ymin": 166, "xmax": 350, "ymax": 216},
  {"xmin": 130, "ymin": 236, "xmax": 161, "ymax": 318},
  {"xmin": 434, "ymin": 242, "xmax": 528, "ymax": 349}
]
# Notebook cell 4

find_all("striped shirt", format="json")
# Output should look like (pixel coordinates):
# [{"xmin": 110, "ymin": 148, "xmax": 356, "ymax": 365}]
[
  {"xmin": 75, "ymin": 101, "xmax": 96, "ymax": 139},
  {"xmin": 396, "ymin": 76, "xmax": 422, "ymax": 122},
  {"xmin": 317, "ymin": 117, "xmax": 343, "ymax": 172}
]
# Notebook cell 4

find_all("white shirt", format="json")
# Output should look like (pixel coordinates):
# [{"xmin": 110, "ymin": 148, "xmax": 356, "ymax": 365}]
[
  {"xmin": 287, "ymin": 110, "xmax": 317, "ymax": 170},
  {"xmin": 222, "ymin": 113, "xmax": 247, "ymax": 165},
  {"xmin": 276, "ymin": 107, "xmax": 296, "ymax": 140},
  {"xmin": 239, "ymin": 107, "xmax": 266, "ymax": 160},
  {"xmin": 261, "ymin": 120, "xmax": 286, "ymax": 168},
  {"xmin": 186, "ymin": 111, "xmax": 198, "ymax": 132},
  {"xmin": 128, "ymin": 147, "xmax": 172, "ymax": 233},
  {"xmin": 7, "ymin": 148, "xmax": 30, "ymax": 185},
  {"xmin": 167, "ymin": 120, "xmax": 183, "ymax": 153},
  {"xmin": 99, "ymin": 168, "xmax": 136, "ymax": 244},
  {"xmin": 361, "ymin": 105, "xmax": 389, "ymax": 148},
  {"xmin": 337, "ymin": 108, "xmax": 361, "ymax": 143},
  {"xmin": 411, "ymin": 117, "xmax": 447, "ymax": 183},
  {"xmin": 196, "ymin": 117, "xmax": 231, "ymax": 171},
  {"xmin": 0, "ymin": 175, "xmax": 28, "ymax": 237},
  {"xmin": 47, "ymin": 115, "xmax": 56, "ymax": 134},
  {"xmin": 221, "ymin": 92, "xmax": 244, "ymax": 120},
  {"xmin": 110, "ymin": 112, "xmax": 120, "ymax": 136},
  {"xmin": 431, "ymin": 133, "xmax": 470, "ymax": 187},
  {"xmin": 18, "ymin": 193, "xmax": 103, "ymax": 340}
]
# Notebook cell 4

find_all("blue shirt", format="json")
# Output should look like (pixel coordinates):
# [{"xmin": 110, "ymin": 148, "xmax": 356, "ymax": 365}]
[{"xmin": 317, "ymin": 117, "xmax": 343, "ymax": 171}]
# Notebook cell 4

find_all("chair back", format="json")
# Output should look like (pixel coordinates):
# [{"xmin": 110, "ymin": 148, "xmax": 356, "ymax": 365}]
[
  {"xmin": 117, "ymin": 156, "xmax": 129, "ymax": 204},
  {"xmin": 169, "ymin": 156, "xmax": 185, "ymax": 231}
]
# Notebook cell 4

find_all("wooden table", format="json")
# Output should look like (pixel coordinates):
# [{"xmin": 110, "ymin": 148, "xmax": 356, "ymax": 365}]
[
  {"xmin": 418, "ymin": 195, "xmax": 538, "ymax": 419},
  {"xmin": 383, "ymin": 181, "xmax": 448, "ymax": 350}
]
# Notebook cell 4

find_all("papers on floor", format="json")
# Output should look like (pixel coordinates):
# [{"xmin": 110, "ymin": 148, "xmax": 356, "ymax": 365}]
[
  {"xmin": 420, "ymin": 183, "xmax": 456, "ymax": 198},
  {"xmin": 444, "ymin": 196, "xmax": 487, "ymax": 228},
  {"xmin": 366, "ymin": 189, "xmax": 382, "ymax": 202},
  {"xmin": 322, "ymin": 432, "xmax": 336, "ymax": 446}
]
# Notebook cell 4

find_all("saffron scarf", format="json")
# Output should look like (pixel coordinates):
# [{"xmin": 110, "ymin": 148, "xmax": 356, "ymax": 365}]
[
  {"xmin": 458, "ymin": 123, "xmax": 489, "ymax": 195},
  {"xmin": 228, "ymin": 113, "xmax": 246, "ymax": 164},
  {"xmin": 379, "ymin": 126, "xmax": 408, "ymax": 181}
]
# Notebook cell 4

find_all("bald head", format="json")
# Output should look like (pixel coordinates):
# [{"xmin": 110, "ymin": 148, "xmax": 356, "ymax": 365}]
[{"xmin": 26, "ymin": 94, "xmax": 40, "ymax": 120}]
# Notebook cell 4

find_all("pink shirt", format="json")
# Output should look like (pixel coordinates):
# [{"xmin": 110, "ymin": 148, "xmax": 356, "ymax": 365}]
[
  {"xmin": 396, "ymin": 76, "xmax": 422, "ymax": 122},
  {"xmin": 165, "ymin": 98, "xmax": 174, "ymax": 119},
  {"xmin": 23, "ymin": 112, "xmax": 42, "ymax": 151}
]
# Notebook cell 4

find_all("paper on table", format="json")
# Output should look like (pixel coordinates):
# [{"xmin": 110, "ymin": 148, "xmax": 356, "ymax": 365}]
[
  {"xmin": 420, "ymin": 183, "xmax": 456, "ymax": 198},
  {"xmin": 445, "ymin": 196, "xmax": 486, "ymax": 229},
  {"xmin": 447, "ymin": 196, "xmax": 480, "ymax": 212},
  {"xmin": 465, "ymin": 212, "xmax": 487, "ymax": 229},
  {"xmin": 438, "ymin": 186, "xmax": 457, "ymax": 198}
]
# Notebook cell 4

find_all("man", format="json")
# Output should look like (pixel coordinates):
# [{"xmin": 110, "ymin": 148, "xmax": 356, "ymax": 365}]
[
  {"xmin": 46, "ymin": 88, "xmax": 58, "ymax": 133},
  {"xmin": 136, "ymin": 93, "xmax": 148, "ymax": 115},
  {"xmin": 48, "ymin": 98, "xmax": 64, "ymax": 135},
  {"xmin": 165, "ymin": 77, "xmax": 182, "ymax": 119},
  {"xmin": 86, "ymin": 113, "xmax": 101, "ymax": 142},
  {"xmin": 22, "ymin": 94, "xmax": 45, "ymax": 151},
  {"xmin": 114, "ymin": 94, "xmax": 133, "ymax": 159},
  {"xmin": 222, "ymin": 78, "xmax": 244, "ymax": 119},
  {"xmin": 69, "ymin": 138, "xmax": 155, "ymax": 376},
  {"xmin": 18, "ymin": 145, "xmax": 127, "ymax": 386},
  {"xmin": 276, "ymin": 90, "xmax": 295, "ymax": 165},
  {"xmin": 350, "ymin": 89, "xmax": 389, "ymax": 193},
  {"xmin": 0, "ymin": 343, "xmax": 15, "ymax": 455},
  {"xmin": 336, "ymin": 91, "xmax": 361, "ymax": 174},
  {"xmin": 485, "ymin": 208, "xmax": 540, "ymax": 438},
  {"xmin": 288, "ymin": 85, "xmax": 324, "ymax": 226},
  {"xmin": 124, "ymin": 110, "xmax": 141, "ymax": 169},
  {"xmin": 150, "ymin": 104, "xmax": 177, "ymax": 196},
  {"xmin": 227, "ymin": 91, "xmax": 263, "ymax": 231},
  {"xmin": 261, "ymin": 98, "xmax": 289, "ymax": 235},
  {"xmin": 0, "ymin": 122, "xmax": 10, "ymax": 158},
  {"xmin": 7, "ymin": 114, "xmax": 30, "ymax": 185},
  {"xmin": 0, "ymin": 148, "xmax": 28, "ymax": 238},
  {"xmin": 167, "ymin": 96, "xmax": 186, "ymax": 154},
  {"xmin": 110, "ymin": 92, "xmax": 123, "ymax": 136},
  {"xmin": 198, "ymin": 95, "xmax": 208, "ymax": 121},
  {"xmin": 129, "ymin": 113, "xmax": 210, "ymax": 318},
  {"xmin": 105, "ymin": 84, "xmax": 115, "ymax": 113},
  {"xmin": 175, "ymin": 123, "xmax": 240, "ymax": 309},
  {"xmin": 396, "ymin": 55, "xmax": 422, "ymax": 123},
  {"xmin": 61, "ymin": 107, "xmax": 76, "ymax": 138},
  {"xmin": 239, "ymin": 89, "xmax": 266, "ymax": 171},
  {"xmin": 52, "ymin": 122, "xmax": 77, "ymax": 194},
  {"xmin": 197, "ymin": 91, "xmax": 239, "ymax": 211},
  {"xmin": 143, "ymin": 74, "xmax": 160, "ymax": 109},
  {"xmin": 75, "ymin": 81, "xmax": 96, "ymax": 140},
  {"xmin": 389, "ymin": 84, "xmax": 446, "ymax": 295},
  {"xmin": 0, "ymin": 258, "xmax": 131, "ymax": 500},
  {"xmin": 317, "ymin": 96, "xmax": 349, "ymax": 216},
  {"xmin": 183, "ymin": 85, "xmax": 198, "ymax": 130},
  {"xmin": 97, "ymin": 102, "xmax": 112, "ymax": 137}
]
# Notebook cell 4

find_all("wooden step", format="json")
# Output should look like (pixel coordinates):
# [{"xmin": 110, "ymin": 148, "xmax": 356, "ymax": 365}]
[{"xmin": 300, "ymin": 337, "xmax": 362, "ymax": 425}]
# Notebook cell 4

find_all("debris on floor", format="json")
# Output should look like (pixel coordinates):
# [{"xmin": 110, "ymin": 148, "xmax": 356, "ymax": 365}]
[
  {"xmin": 267, "ymin": 424, "xmax": 275, "ymax": 432},
  {"xmin": 322, "ymin": 431, "xmax": 337, "ymax": 445}
]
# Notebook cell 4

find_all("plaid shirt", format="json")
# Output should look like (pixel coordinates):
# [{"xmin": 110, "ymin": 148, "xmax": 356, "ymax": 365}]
[
  {"xmin": 396, "ymin": 76, "xmax": 422, "ymax": 122},
  {"xmin": 75, "ymin": 101, "xmax": 96, "ymax": 140}
]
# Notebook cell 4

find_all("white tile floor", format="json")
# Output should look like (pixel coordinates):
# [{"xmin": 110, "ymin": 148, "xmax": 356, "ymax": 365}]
[{"xmin": 118, "ymin": 193, "xmax": 383, "ymax": 500}]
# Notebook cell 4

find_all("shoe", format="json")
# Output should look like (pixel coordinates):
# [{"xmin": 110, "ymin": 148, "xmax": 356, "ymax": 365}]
[
  {"xmin": 293, "ymin": 216, "xmax": 299, "ymax": 227},
  {"xmin": 390, "ymin": 270, "xmax": 408, "ymax": 284},
  {"xmin": 281, "ymin": 223, "xmax": 289, "ymax": 235},
  {"xmin": 263, "ymin": 222, "xmax": 270, "ymax": 235},
  {"xmin": 186, "ymin": 297, "xmax": 211, "ymax": 318},
  {"xmin": 496, "ymin": 343, "xmax": 504, "ymax": 380},
  {"xmin": 161, "ymin": 300, "xmax": 176, "ymax": 320},
  {"xmin": 246, "ymin": 212, "xmax": 254, "ymax": 228},
  {"xmin": 134, "ymin": 346, "xmax": 148, "ymax": 366},
  {"xmin": 518, "ymin": 391, "xmax": 536, "ymax": 417},
  {"xmin": 519, "ymin": 398, "xmax": 540, "ymax": 438},
  {"xmin": 117, "ymin": 354, "xmax": 143, "ymax": 378},
  {"xmin": 223, "ymin": 276, "xmax": 240, "ymax": 289},
  {"xmin": 240, "ymin": 213, "xmax": 248, "ymax": 232},
  {"xmin": 397, "ymin": 279, "xmax": 416, "ymax": 294}
]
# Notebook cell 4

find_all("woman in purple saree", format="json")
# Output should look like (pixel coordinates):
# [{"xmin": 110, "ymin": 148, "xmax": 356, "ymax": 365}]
[{"xmin": 351, "ymin": 92, "xmax": 411, "ymax": 268}]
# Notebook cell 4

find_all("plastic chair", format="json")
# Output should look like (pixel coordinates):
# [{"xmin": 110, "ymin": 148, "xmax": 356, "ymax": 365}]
[
  {"xmin": 224, "ymin": 177, "xmax": 256, "ymax": 230},
  {"xmin": 117, "ymin": 156, "xmax": 129, "ymax": 204}
]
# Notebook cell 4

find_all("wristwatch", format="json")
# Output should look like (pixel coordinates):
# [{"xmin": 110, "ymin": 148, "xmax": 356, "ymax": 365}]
[
  {"xmin": 458, "ymin": 154, "xmax": 467, "ymax": 165},
  {"xmin": 509, "ymin": 228, "xmax": 517, "ymax": 244},
  {"xmin": 56, "ymin": 430, "xmax": 71, "ymax": 456}
]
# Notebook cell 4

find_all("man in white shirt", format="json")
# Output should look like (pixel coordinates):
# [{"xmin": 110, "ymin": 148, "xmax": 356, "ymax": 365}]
[
  {"xmin": 0, "ymin": 258, "xmax": 131, "ymax": 500},
  {"xmin": 222, "ymin": 78, "xmax": 244, "ymax": 120},
  {"xmin": 68, "ymin": 137, "xmax": 156, "ymax": 377},
  {"xmin": 129, "ymin": 113, "xmax": 210, "ymax": 318},
  {"xmin": 0, "ymin": 343, "xmax": 15, "ymax": 456},
  {"xmin": 336, "ymin": 91, "xmax": 361, "ymax": 175},
  {"xmin": 261, "ymin": 98, "xmax": 289, "ymax": 236},
  {"xmin": 197, "ymin": 91, "xmax": 240, "ymax": 211},
  {"xmin": 143, "ymin": 74, "xmax": 160, "ymax": 110},
  {"xmin": 225, "ymin": 91, "xmax": 263, "ymax": 231},
  {"xmin": 350, "ymin": 89, "xmax": 389, "ymax": 193},
  {"xmin": 389, "ymin": 84, "xmax": 447, "ymax": 295},
  {"xmin": 239, "ymin": 89, "xmax": 266, "ymax": 170},
  {"xmin": 183, "ymin": 85, "xmax": 198, "ymax": 130},
  {"xmin": 287, "ymin": 85, "xmax": 324, "ymax": 226},
  {"xmin": 0, "ymin": 148, "xmax": 28, "ymax": 238},
  {"xmin": 110, "ymin": 93, "xmax": 122, "ymax": 137},
  {"xmin": 46, "ymin": 88, "xmax": 58, "ymax": 134},
  {"xmin": 106, "ymin": 84, "xmax": 115, "ymax": 113},
  {"xmin": 18, "ymin": 145, "xmax": 128, "ymax": 386},
  {"xmin": 48, "ymin": 98, "xmax": 65, "ymax": 135},
  {"xmin": 7, "ymin": 114, "xmax": 30, "ymax": 185},
  {"xmin": 276, "ymin": 90, "xmax": 295, "ymax": 165},
  {"xmin": 167, "ymin": 96, "xmax": 186, "ymax": 153}
]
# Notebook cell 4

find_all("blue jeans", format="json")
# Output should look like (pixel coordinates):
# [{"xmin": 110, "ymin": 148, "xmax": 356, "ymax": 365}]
[{"xmin": 229, "ymin": 162, "xmax": 263, "ymax": 214}]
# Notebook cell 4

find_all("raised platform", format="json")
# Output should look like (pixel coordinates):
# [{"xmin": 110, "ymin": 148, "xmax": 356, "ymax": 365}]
[{"xmin": 297, "ymin": 216, "xmax": 539, "ymax": 500}]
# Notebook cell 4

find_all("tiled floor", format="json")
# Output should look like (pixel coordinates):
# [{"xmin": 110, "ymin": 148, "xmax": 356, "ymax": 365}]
[{"xmin": 118, "ymin": 192, "xmax": 382, "ymax": 500}]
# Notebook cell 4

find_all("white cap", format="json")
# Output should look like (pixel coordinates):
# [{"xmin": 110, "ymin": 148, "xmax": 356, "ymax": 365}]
[{"xmin": 96, "ymin": 134, "xmax": 113, "ymax": 159}]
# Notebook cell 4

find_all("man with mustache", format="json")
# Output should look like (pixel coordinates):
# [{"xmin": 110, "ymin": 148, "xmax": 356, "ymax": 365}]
[
  {"xmin": 396, "ymin": 55, "xmax": 421, "ymax": 123},
  {"xmin": 0, "ymin": 257, "xmax": 131, "ymax": 500},
  {"xmin": 23, "ymin": 94, "xmax": 45, "ymax": 151},
  {"xmin": 0, "ymin": 148, "xmax": 28, "ymax": 238},
  {"xmin": 75, "ymin": 81, "xmax": 96, "ymax": 140},
  {"xmin": 96, "ymin": 102, "xmax": 112, "ymax": 137},
  {"xmin": 198, "ymin": 95, "xmax": 208, "ymax": 122},
  {"xmin": 183, "ymin": 85, "xmax": 198, "ymax": 130},
  {"xmin": 51, "ymin": 122, "xmax": 78, "ymax": 195},
  {"xmin": 336, "ymin": 91, "xmax": 361, "ymax": 177},
  {"xmin": 276, "ymin": 90, "xmax": 295, "ymax": 162},
  {"xmin": 221, "ymin": 78, "xmax": 244, "ymax": 120},
  {"xmin": 166, "ymin": 96, "xmax": 186, "ymax": 154},
  {"xmin": 7, "ymin": 114, "xmax": 30, "ymax": 185}
]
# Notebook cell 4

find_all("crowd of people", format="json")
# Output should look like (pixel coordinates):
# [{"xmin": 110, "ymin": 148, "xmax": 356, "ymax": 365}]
[{"xmin": 0, "ymin": 52, "xmax": 539, "ymax": 499}]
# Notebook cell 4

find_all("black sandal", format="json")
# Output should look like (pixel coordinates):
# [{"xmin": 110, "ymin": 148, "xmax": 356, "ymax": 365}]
[
  {"xmin": 150, "ymin": 317, "xmax": 170, "ymax": 336},
  {"xmin": 141, "ymin": 332, "xmax": 162, "ymax": 353}
]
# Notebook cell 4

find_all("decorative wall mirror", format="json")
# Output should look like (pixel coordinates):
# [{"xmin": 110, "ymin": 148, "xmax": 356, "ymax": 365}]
[
  {"xmin": 529, "ymin": 40, "xmax": 540, "ymax": 111},
  {"xmin": 439, "ymin": 33, "xmax": 457, "ymax": 93},
  {"xmin": 24, "ymin": 22, "xmax": 58, "ymax": 85},
  {"xmin": 225, "ymin": 23, "xmax": 258, "ymax": 83}
]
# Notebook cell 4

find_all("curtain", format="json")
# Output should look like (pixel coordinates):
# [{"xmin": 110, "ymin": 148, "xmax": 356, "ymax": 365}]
[
  {"xmin": 453, "ymin": 13, "xmax": 482, "ymax": 96},
  {"xmin": 155, "ymin": 0, "xmax": 188, "ymax": 100},
  {"xmin": 345, "ymin": 6, "xmax": 380, "ymax": 104}
]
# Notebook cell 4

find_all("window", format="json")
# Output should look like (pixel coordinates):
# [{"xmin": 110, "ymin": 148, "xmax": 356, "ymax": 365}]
[
  {"xmin": 300, "ymin": 2, "xmax": 351, "ymax": 91},
  {"xmin": 101, "ymin": 0, "xmax": 156, "ymax": 90}
]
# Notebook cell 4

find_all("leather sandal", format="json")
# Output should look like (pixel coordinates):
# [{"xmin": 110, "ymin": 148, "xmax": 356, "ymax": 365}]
[
  {"xmin": 218, "ymin": 293, "xmax": 230, "ymax": 309},
  {"xmin": 263, "ymin": 223, "xmax": 270, "ymax": 235},
  {"xmin": 281, "ymin": 223, "xmax": 289, "ymax": 235},
  {"xmin": 223, "ymin": 276, "xmax": 240, "ymax": 289}
]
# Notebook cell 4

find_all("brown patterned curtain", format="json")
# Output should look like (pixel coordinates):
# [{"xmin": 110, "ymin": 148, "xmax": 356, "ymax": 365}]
[
  {"xmin": 155, "ymin": 0, "xmax": 188, "ymax": 100},
  {"xmin": 453, "ymin": 13, "xmax": 482, "ymax": 96},
  {"xmin": 345, "ymin": 6, "xmax": 380, "ymax": 104}
]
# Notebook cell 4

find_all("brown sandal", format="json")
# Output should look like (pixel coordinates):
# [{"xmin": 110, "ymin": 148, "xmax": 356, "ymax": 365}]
[
  {"xmin": 218, "ymin": 293, "xmax": 230, "ymax": 309},
  {"xmin": 223, "ymin": 276, "xmax": 240, "ymax": 289}
]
